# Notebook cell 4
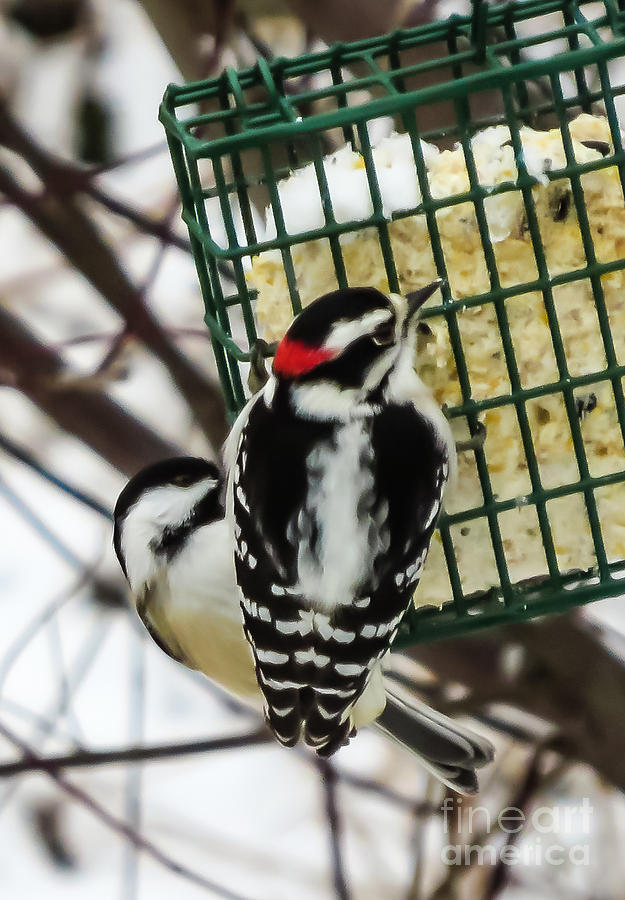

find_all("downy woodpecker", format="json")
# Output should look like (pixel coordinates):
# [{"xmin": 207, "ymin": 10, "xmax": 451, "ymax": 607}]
[
  {"xmin": 225, "ymin": 283, "xmax": 486, "ymax": 762},
  {"xmin": 114, "ymin": 455, "xmax": 493, "ymax": 793}
]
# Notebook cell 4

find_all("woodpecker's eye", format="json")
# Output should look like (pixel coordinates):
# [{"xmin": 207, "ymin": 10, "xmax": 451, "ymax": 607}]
[
  {"xmin": 171, "ymin": 473, "xmax": 196, "ymax": 487},
  {"xmin": 372, "ymin": 320, "xmax": 395, "ymax": 346}
]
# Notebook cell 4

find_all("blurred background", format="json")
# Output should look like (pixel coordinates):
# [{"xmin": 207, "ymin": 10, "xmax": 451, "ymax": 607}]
[{"xmin": 3, "ymin": 1, "xmax": 625, "ymax": 898}]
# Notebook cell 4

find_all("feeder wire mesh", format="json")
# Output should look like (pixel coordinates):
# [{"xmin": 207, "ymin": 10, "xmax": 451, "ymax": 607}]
[{"xmin": 160, "ymin": 0, "xmax": 625, "ymax": 644}]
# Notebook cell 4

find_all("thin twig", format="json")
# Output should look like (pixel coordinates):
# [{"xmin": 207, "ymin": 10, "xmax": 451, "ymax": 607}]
[
  {"xmin": 428, "ymin": 750, "xmax": 568, "ymax": 900},
  {"xmin": 0, "ymin": 103, "xmax": 228, "ymax": 450},
  {"xmin": 0, "ymin": 565, "xmax": 99, "ymax": 697},
  {"xmin": 0, "ymin": 698, "xmax": 84, "ymax": 745},
  {"xmin": 0, "ymin": 433, "xmax": 112, "ymax": 519},
  {"xmin": 0, "ymin": 475, "xmax": 85, "ymax": 569},
  {"xmin": 234, "ymin": 12, "xmax": 274, "ymax": 61},
  {"xmin": 56, "ymin": 326, "xmax": 213, "ymax": 349},
  {"xmin": 86, "ymin": 183, "xmax": 191, "ymax": 251},
  {"xmin": 0, "ymin": 728, "xmax": 272, "ymax": 777},
  {"xmin": 87, "ymin": 191, "xmax": 181, "ymax": 387},
  {"xmin": 0, "ymin": 719, "xmax": 256, "ymax": 900},
  {"xmin": 336, "ymin": 769, "xmax": 440, "ymax": 815},
  {"xmin": 408, "ymin": 617, "xmax": 625, "ymax": 791},
  {"xmin": 88, "ymin": 184, "xmax": 236, "ymax": 284},
  {"xmin": 0, "ymin": 306, "xmax": 179, "ymax": 476},
  {"xmin": 90, "ymin": 140, "xmax": 168, "ymax": 176},
  {"xmin": 405, "ymin": 776, "xmax": 442, "ymax": 900},
  {"xmin": 42, "ymin": 619, "xmax": 112, "ymax": 745},
  {"xmin": 2, "ymin": 164, "xmax": 227, "ymax": 448},
  {"xmin": 121, "ymin": 630, "xmax": 146, "ymax": 900},
  {"xmin": 45, "ymin": 613, "xmax": 83, "ymax": 742},
  {"xmin": 0, "ymin": 616, "xmax": 113, "ymax": 815},
  {"xmin": 316, "ymin": 758, "xmax": 351, "ymax": 900},
  {"xmin": 482, "ymin": 750, "xmax": 566, "ymax": 900},
  {"xmin": 87, "ymin": 177, "xmax": 234, "ymax": 283}
]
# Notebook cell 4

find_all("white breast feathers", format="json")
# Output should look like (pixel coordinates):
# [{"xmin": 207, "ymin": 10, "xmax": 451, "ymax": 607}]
[{"xmin": 294, "ymin": 420, "xmax": 376, "ymax": 613}]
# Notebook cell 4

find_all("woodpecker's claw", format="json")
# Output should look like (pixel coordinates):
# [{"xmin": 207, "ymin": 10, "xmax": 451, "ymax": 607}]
[
  {"xmin": 455, "ymin": 421, "xmax": 487, "ymax": 453},
  {"xmin": 248, "ymin": 339, "xmax": 278, "ymax": 394}
]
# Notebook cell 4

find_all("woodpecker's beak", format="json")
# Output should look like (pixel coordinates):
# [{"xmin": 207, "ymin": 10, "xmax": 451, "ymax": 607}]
[{"xmin": 404, "ymin": 279, "xmax": 445, "ymax": 329}]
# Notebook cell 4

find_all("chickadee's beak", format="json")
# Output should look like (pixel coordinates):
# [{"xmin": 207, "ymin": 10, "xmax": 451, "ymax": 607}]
[{"xmin": 404, "ymin": 279, "xmax": 445, "ymax": 331}]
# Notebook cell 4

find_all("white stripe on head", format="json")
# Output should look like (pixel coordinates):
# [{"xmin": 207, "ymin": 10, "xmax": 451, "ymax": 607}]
[{"xmin": 323, "ymin": 309, "xmax": 394, "ymax": 352}]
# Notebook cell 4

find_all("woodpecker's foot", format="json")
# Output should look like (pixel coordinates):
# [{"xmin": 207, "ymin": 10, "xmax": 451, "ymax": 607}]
[
  {"xmin": 455, "ymin": 421, "xmax": 487, "ymax": 453},
  {"xmin": 247, "ymin": 339, "xmax": 278, "ymax": 394}
]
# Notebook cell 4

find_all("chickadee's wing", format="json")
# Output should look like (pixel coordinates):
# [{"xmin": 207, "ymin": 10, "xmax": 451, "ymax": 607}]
[{"xmin": 135, "ymin": 582, "xmax": 198, "ymax": 670}]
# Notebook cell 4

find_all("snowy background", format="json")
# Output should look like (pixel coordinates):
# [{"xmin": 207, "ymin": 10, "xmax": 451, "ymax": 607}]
[{"xmin": 2, "ymin": 2, "xmax": 625, "ymax": 899}]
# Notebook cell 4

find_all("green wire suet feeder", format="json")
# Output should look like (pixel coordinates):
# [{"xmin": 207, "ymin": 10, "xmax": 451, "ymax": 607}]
[{"xmin": 160, "ymin": 0, "xmax": 625, "ymax": 645}]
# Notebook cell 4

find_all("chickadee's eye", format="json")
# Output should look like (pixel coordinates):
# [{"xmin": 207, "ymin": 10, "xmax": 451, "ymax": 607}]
[
  {"xmin": 171, "ymin": 473, "xmax": 196, "ymax": 487},
  {"xmin": 372, "ymin": 320, "xmax": 395, "ymax": 346}
]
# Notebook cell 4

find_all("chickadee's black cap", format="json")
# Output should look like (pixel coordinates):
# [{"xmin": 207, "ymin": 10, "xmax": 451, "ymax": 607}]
[{"xmin": 114, "ymin": 457, "xmax": 222, "ymax": 524}]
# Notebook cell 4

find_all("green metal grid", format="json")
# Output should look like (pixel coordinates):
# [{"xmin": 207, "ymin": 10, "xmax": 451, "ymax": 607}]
[{"xmin": 160, "ymin": 0, "xmax": 625, "ymax": 644}]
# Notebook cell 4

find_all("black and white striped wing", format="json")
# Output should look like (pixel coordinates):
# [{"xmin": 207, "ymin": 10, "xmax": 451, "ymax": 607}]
[{"xmin": 231, "ymin": 397, "xmax": 448, "ymax": 754}]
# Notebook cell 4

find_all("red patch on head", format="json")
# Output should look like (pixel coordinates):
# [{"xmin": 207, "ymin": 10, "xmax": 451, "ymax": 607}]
[{"xmin": 273, "ymin": 337, "xmax": 337, "ymax": 378}]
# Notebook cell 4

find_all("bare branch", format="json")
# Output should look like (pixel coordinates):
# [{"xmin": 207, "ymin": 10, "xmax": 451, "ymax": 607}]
[
  {"xmin": 0, "ymin": 103, "xmax": 228, "ymax": 451},
  {"xmin": 407, "ymin": 613, "xmax": 625, "ymax": 791},
  {"xmin": 136, "ymin": 0, "xmax": 295, "ymax": 81},
  {"xmin": 0, "ymin": 432, "xmax": 112, "ymax": 518},
  {"xmin": 316, "ymin": 759, "xmax": 351, "ymax": 900},
  {"xmin": 0, "ymin": 567, "xmax": 98, "ymax": 696},
  {"xmin": 0, "ymin": 306, "xmax": 178, "ymax": 475},
  {"xmin": 91, "ymin": 141, "xmax": 169, "ymax": 177},
  {"xmin": 83, "ymin": 183, "xmax": 234, "ymax": 283},
  {"xmin": 285, "ymin": 0, "xmax": 437, "ymax": 43},
  {"xmin": 0, "ymin": 719, "xmax": 257, "ymax": 900},
  {"xmin": 136, "ymin": 0, "xmax": 223, "ymax": 81},
  {"xmin": 122, "ymin": 633, "xmax": 146, "ymax": 900},
  {"xmin": 0, "ymin": 698, "xmax": 83, "ymax": 744},
  {"xmin": 0, "ymin": 617, "xmax": 114, "ymax": 816},
  {"xmin": 335, "ymin": 768, "xmax": 439, "ymax": 815},
  {"xmin": 85, "ymin": 183, "xmax": 191, "ymax": 251},
  {"xmin": 0, "ymin": 728, "xmax": 272, "ymax": 777},
  {"xmin": 0, "ymin": 474, "xmax": 86, "ymax": 568},
  {"xmin": 482, "ymin": 749, "xmax": 546, "ymax": 899}
]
